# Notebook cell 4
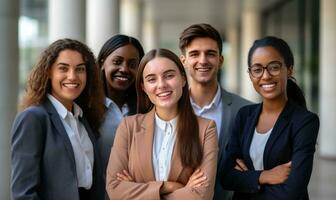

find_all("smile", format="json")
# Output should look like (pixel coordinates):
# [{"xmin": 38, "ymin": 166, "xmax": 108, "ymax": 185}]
[
  {"xmin": 62, "ymin": 83, "xmax": 80, "ymax": 88},
  {"xmin": 195, "ymin": 67, "xmax": 211, "ymax": 72},
  {"xmin": 157, "ymin": 91, "xmax": 172, "ymax": 97},
  {"xmin": 113, "ymin": 75, "xmax": 131, "ymax": 81}
]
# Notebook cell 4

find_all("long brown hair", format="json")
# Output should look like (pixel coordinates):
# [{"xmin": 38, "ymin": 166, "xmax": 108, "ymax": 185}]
[
  {"xmin": 20, "ymin": 38, "xmax": 105, "ymax": 132},
  {"xmin": 136, "ymin": 48, "xmax": 202, "ymax": 168}
]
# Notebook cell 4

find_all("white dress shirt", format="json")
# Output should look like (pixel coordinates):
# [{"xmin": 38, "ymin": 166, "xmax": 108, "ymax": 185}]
[
  {"xmin": 48, "ymin": 94, "xmax": 94, "ymax": 189},
  {"xmin": 152, "ymin": 114, "xmax": 177, "ymax": 181},
  {"xmin": 249, "ymin": 128, "xmax": 272, "ymax": 170},
  {"xmin": 191, "ymin": 84, "xmax": 222, "ymax": 138}
]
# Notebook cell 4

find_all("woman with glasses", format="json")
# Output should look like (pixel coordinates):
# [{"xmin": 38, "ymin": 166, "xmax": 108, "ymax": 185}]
[{"xmin": 219, "ymin": 36, "xmax": 319, "ymax": 199}]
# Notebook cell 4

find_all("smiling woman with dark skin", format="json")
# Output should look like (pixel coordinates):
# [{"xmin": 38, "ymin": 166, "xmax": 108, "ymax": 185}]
[
  {"xmin": 96, "ymin": 35, "xmax": 145, "ymax": 194},
  {"xmin": 220, "ymin": 36, "xmax": 319, "ymax": 200}
]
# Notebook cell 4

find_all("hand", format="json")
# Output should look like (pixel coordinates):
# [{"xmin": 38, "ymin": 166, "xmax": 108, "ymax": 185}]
[
  {"xmin": 259, "ymin": 161, "xmax": 291, "ymax": 185},
  {"xmin": 234, "ymin": 159, "xmax": 248, "ymax": 171},
  {"xmin": 186, "ymin": 169, "xmax": 208, "ymax": 188},
  {"xmin": 160, "ymin": 181, "xmax": 184, "ymax": 194},
  {"xmin": 116, "ymin": 170, "xmax": 134, "ymax": 182}
]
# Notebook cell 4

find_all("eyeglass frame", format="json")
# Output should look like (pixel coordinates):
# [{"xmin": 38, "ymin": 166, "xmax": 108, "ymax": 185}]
[{"xmin": 248, "ymin": 60, "xmax": 283, "ymax": 78}]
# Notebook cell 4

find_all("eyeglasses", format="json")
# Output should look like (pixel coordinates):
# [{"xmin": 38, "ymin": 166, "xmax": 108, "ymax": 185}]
[{"xmin": 248, "ymin": 61, "xmax": 283, "ymax": 78}]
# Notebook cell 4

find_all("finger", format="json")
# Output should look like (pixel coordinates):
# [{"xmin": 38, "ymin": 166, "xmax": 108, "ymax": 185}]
[
  {"xmin": 234, "ymin": 164, "xmax": 244, "ymax": 171},
  {"xmin": 117, "ymin": 173, "xmax": 129, "ymax": 181},
  {"xmin": 123, "ymin": 170, "xmax": 133, "ymax": 180},
  {"xmin": 190, "ymin": 176, "xmax": 207, "ymax": 187},
  {"xmin": 190, "ymin": 170, "xmax": 204, "ymax": 181},
  {"xmin": 236, "ymin": 159, "xmax": 248, "ymax": 171}
]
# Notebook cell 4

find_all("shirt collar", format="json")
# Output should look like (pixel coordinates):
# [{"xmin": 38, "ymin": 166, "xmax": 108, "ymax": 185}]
[
  {"xmin": 190, "ymin": 83, "xmax": 221, "ymax": 109},
  {"xmin": 154, "ymin": 113, "xmax": 177, "ymax": 133},
  {"xmin": 47, "ymin": 94, "xmax": 83, "ymax": 119},
  {"xmin": 104, "ymin": 97, "xmax": 130, "ymax": 116}
]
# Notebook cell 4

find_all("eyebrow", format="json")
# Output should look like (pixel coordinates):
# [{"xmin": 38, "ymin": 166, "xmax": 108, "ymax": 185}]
[
  {"xmin": 251, "ymin": 60, "xmax": 282, "ymax": 66},
  {"xmin": 144, "ymin": 69, "xmax": 177, "ymax": 79},
  {"xmin": 188, "ymin": 49, "xmax": 218, "ymax": 54},
  {"xmin": 57, "ymin": 62, "xmax": 86, "ymax": 67}
]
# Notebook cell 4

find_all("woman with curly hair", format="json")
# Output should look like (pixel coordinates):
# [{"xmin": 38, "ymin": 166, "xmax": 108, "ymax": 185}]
[{"xmin": 11, "ymin": 38, "xmax": 105, "ymax": 200}]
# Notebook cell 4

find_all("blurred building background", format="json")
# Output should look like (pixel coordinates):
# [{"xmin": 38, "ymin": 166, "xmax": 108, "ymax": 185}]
[{"xmin": 1, "ymin": 0, "xmax": 335, "ymax": 199}]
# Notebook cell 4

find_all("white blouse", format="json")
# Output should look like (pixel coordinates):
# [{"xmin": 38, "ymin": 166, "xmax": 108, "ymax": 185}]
[
  {"xmin": 152, "ymin": 114, "xmax": 177, "ymax": 181},
  {"xmin": 249, "ymin": 128, "xmax": 272, "ymax": 170}
]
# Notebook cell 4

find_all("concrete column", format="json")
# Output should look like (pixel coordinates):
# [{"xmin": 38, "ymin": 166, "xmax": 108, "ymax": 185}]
[
  {"xmin": 224, "ymin": 24, "xmax": 240, "ymax": 94},
  {"xmin": 319, "ymin": 0, "xmax": 336, "ymax": 158},
  {"xmin": 86, "ymin": 0, "xmax": 120, "ymax": 56},
  {"xmin": 48, "ymin": 0, "xmax": 85, "ymax": 42},
  {"xmin": 0, "ymin": 0, "xmax": 19, "ymax": 198},
  {"xmin": 142, "ymin": 1, "xmax": 158, "ymax": 52},
  {"xmin": 120, "ymin": 0, "xmax": 142, "ymax": 40},
  {"xmin": 240, "ymin": 0, "xmax": 261, "ymax": 102}
]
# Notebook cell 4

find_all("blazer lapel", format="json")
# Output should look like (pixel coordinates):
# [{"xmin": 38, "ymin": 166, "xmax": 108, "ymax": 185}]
[
  {"xmin": 168, "ymin": 135, "xmax": 183, "ymax": 181},
  {"xmin": 263, "ymin": 101, "xmax": 293, "ymax": 168},
  {"xmin": 44, "ymin": 100, "xmax": 77, "ymax": 172},
  {"xmin": 242, "ymin": 103, "xmax": 262, "ymax": 170},
  {"xmin": 218, "ymin": 88, "xmax": 233, "ymax": 151},
  {"xmin": 135, "ymin": 109, "xmax": 156, "ymax": 181}
]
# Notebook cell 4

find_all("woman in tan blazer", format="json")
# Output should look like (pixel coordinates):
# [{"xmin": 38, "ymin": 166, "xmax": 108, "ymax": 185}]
[{"xmin": 106, "ymin": 48, "xmax": 218, "ymax": 199}]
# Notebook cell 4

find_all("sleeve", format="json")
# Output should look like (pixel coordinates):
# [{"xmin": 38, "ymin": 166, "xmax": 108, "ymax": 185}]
[
  {"xmin": 162, "ymin": 120, "xmax": 219, "ymax": 200},
  {"xmin": 11, "ymin": 109, "xmax": 45, "ymax": 200},
  {"xmin": 257, "ymin": 113, "xmax": 320, "ymax": 200},
  {"xmin": 106, "ymin": 118, "xmax": 163, "ymax": 200},
  {"xmin": 220, "ymin": 109, "xmax": 262, "ymax": 193}
]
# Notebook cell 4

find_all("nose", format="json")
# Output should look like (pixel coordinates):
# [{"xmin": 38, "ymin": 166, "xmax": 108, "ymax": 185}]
[
  {"xmin": 157, "ymin": 77, "xmax": 167, "ymax": 89},
  {"xmin": 261, "ymin": 67, "xmax": 271, "ymax": 79},
  {"xmin": 119, "ymin": 62, "xmax": 130, "ymax": 73},
  {"xmin": 68, "ymin": 68, "xmax": 77, "ymax": 80},
  {"xmin": 199, "ymin": 53, "xmax": 207, "ymax": 64}
]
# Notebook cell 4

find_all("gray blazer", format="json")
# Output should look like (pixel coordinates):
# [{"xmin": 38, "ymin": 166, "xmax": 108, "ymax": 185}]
[
  {"xmin": 10, "ymin": 99, "xmax": 104, "ymax": 200},
  {"xmin": 214, "ymin": 88, "xmax": 252, "ymax": 200}
]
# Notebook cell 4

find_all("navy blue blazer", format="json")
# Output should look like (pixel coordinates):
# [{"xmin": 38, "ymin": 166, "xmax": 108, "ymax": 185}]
[
  {"xmin": 220, "ymin": 100, "xmax": 319, "ymax": 200},
  {"xmin": 11, "ymin": 99, "xmax": 104, "ymax": 200}
]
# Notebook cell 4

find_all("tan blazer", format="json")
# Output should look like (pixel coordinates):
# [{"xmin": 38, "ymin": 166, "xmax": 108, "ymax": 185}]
[{"xmin": 106, "ymin": 108, "xmax": 218, "ymax": 200}]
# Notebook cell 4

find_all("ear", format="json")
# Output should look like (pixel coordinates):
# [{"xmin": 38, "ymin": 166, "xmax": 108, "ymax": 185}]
[
  {"xmin": 219, "ymin": 55, "xmax": 224, "ymax": 66},
  {"xmin": 287, "ymin": 66, "xmax": 294, "ymax": 77},
  {"xmin": 181, "ymin": 74, "xmax": 187, "ymax": 87},
  {"xmin": 180, "ymin": 54, "xmax": 186, "ymax": 67}
]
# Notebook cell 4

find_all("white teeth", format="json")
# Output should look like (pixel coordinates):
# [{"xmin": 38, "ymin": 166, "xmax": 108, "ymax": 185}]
[
  {"xmin": 196, "ymin": 67, "xmax": 210, "ymax": 72},
  {"xmin": 115, "ymin": 77, "xmax": 129, "ymax": 81},
  {"xmin": 157, "ymin": 91, "xmax": 172, "ymax": 97},
  {"xmin": 261, "ymin": 83, "xmax": 275, "ymax": 88},
  {"xmin": 63, "ymin": 83, "xmax": 79, "ymax": 88}
]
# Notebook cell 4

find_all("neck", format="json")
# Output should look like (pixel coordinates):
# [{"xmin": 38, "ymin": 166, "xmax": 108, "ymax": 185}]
[
  {"xmin": 189, "ymin": 80, "xmax": 218, "ymax": 107},
  {"xmin": 155, "ymin": 107, "xmax": 178, "ymax": 121},
  {"xmin": 107, "ymin": 87, "xmax": 127, "ymax": 109},
  {"xmin": 262, "ymin": 95, "xmax": 288, "ymax": 114}
]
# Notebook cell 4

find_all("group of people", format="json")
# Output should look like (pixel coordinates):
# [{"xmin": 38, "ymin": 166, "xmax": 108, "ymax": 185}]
[{"xmin": 10, "ymin": 23, "xmax": 319, "ymax": 200}]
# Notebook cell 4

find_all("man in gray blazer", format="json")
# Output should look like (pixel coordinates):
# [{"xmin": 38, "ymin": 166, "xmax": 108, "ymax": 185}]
[{"xmin": 179, "ymin": 23, "xmax": 251, "ymax": 200}]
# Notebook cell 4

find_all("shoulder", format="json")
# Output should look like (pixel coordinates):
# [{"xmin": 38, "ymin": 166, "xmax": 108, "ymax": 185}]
[
  {"xmin": 14, "ymin": 105, "xmax": 49, "ymax": 122},
  {"xmin": 289, "ymin": 104, "xmax": 319, "ymax": 128},
  {"xmin": 196, "ymin": 116, "xmax": 217, "ymax": 132},
  {"xmin": 119, "ymin": 113, "xmax": 148, "ymax": 131},
  {"xmin": 221, "ymin": 88, "xmax": 253, "ymax": 108},
  {"xmin": 236, "ymin": 103, "xmax": 260, "ymax": 117}
]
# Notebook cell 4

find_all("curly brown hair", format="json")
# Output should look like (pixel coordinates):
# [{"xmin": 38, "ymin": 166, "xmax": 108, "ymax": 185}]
[{"xmin": 20, "ymin": 38, "xmax": 105, "ymax": 132}]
